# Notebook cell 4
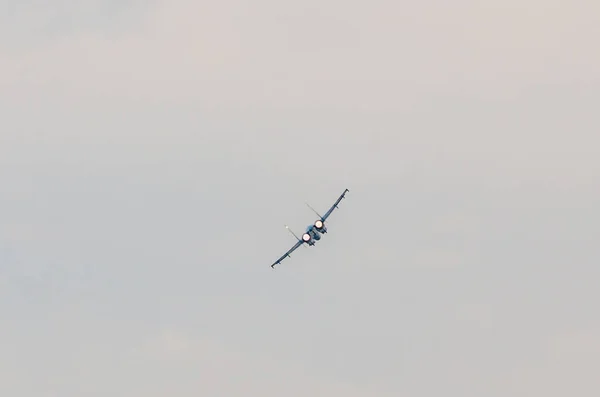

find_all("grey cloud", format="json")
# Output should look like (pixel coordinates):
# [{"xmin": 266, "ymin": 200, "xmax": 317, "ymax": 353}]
[
  {"xmin": 2, "ymin": 0, "xmax": 599, "ymax": 102},
  {"xmin": 1, "ymin": 0, "xmax": 599, "ymax": 396}
]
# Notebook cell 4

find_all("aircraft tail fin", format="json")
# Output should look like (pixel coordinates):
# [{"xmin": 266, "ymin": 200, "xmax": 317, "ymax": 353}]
[
  {"xmin": 285, "ymin": 225, "xmax": 308, "ymax": 248},
  {"xmin": 285, "ymin": 225, "xmax": 301, "ymax": 242},
  {"xmin": 305, "ymin": 202, "xmax": 323, "ymax": 220}
]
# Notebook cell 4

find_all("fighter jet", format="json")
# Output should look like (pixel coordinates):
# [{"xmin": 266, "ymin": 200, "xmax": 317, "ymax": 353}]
[{"xmin": 271, "ymin": 188, "xmax": 349, "ymax": 268}]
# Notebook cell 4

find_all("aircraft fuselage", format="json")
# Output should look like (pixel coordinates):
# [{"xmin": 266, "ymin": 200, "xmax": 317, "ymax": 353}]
[{"xmin": 301, "ymin": 222, "xmax": 329, "ymax": 245}]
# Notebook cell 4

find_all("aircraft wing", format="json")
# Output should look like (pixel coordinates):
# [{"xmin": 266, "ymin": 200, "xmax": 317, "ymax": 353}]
[
  {"xmin": 271, "ymin": 240, "xmax": 304, "ymax": 268},
  {"xmin": 321, "ymin": 188, "xmax": 350, "ymax": 221}
]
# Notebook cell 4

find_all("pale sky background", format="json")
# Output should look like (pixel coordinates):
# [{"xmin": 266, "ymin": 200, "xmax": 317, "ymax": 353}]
[{"xmin": 1, "ymin": 1, "xmax": 599, "ymax": 396}]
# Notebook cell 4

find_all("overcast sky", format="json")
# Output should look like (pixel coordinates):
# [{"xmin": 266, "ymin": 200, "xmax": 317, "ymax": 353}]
[{"xmin": 1, "ymin": 1, "xmax": 599, "ymax": 396}]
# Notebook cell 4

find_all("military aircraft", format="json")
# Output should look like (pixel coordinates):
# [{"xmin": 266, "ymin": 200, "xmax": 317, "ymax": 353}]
[{"xmin": 271, "ymin": 188, "xmax": 349, "ymax": 268}]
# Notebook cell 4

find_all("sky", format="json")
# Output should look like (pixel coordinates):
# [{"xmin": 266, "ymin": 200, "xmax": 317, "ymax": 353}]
[{"xmin": 1, "ymin": 0, "xmax": 599, "ymax": 395}]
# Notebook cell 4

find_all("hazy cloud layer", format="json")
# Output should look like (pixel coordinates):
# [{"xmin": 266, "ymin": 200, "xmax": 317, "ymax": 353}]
[{"xmin": 1, "ymin": 1, "xmax": 599, "ymax": 396}]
